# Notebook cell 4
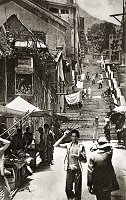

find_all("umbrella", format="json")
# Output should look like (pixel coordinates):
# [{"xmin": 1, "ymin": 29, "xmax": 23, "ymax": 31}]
[
  {"xmin": 113, "ymin": 106, "xmax": 126, "ymax": 113},
  {"xmin": 110, "ymin": 112, "xmax": 125, "ymax": 125}
]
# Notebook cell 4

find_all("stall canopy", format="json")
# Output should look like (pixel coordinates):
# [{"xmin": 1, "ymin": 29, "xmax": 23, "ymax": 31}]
[
  {"xmin": 0, "ymin": 104, "xmax": 25, "ymax": 117},
  {"xmin": 5, "ymin": 96, "xmax": 41, "ymax": 113},
  {"xmin": 5, "ymin": 96, "xmax": 69, "ymax": 120},
  {"xmin": 5, "ymin": 96, "xmax": 52, "ymax": 117}
]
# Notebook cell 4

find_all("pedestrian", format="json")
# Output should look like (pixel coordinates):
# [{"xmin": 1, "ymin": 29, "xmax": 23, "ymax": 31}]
[
  {"xmin": 104, "ymin": 115, "xmax": 110, "ymax": 125},
  {"xmin": 95, "ymin": 72, "xmax": 98, "ymax": 78},
  {"xmin": 47, "ymin": 123, "xmax": 55, "ymax": 165},
  {"xmin": 44, "ymin": 123, "xmax": 54, "ymax": 165},
  {"xmin": 35, "ymin": 126, "xmax": 41, "ymax": 152},
  {"xmin": 87, "ymin": 137, "xmax": 119, "ymax": 200},
  {"xmin": 104, "ymin": 120, "xmax": 111, "ymax": 142},
  {"xmin": 99, "ymin": 72, "xmax": 103, "ymax": 81},
  {"xmin": 91, "ymin": 75, "xmax": 95, "ymax": 85},
  {"xmin": 92, "ymin": 116, "xmax": 99, "ymax": 142},
  {"xmin": 54, "ymin": 129, "xmax": 87, "ymax": 200},
  {"xmin": 97, "ymin": 79, "xmax": 103, "ymax": 89},
  {"xmin": 86, "ymin": 72, "xmax": 89, "ymax": 81},
  {"xmin": 83, "ymin": 88, "xmax": 87, "ymax": 98},
  {"xmin": 116, "ymin": 128, "xmax": 123, "ymax": 144},
  {"xmin": 0, "ymin": 137, "xmax": 11, "ymax": 200},
  {"xmin": 78, "ymin": 101, "xmax": 82, "ymax": 115},
  {"xmin": 37, "ymin": 127, "xmax": 46, "ymax": 164},
  {"xmin": 87, "ymin": 87, "xmax": 92, "ymax": 99},
  {"xmin": 115, "ymin": 118, "xmax": 124, "ymax": 144},
  {"xmin": 23, "ymin": 126, "xmax": 33, "ymax": 147}
]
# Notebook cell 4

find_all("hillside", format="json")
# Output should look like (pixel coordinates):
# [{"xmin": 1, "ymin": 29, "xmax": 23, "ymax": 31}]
[{"xmin": 79, "ymin": 7, "xmax": 113, "ymax": 33}]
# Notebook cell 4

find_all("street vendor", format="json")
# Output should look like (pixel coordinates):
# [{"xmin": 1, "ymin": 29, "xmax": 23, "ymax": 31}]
[{"xmin": 10, "ymin": 128, "xmax": 25, "ymax": 151}]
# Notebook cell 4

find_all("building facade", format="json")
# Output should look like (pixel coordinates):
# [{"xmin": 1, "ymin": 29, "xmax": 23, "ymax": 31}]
[{"xmin": 0, "ymin": 0, "xmax": 71, "ymax": 114}]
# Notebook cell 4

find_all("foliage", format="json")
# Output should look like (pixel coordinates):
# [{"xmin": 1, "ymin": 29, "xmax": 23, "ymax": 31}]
[{"xmin": 87, "ymin": 22, "xmax": 117, "ymax": 53}]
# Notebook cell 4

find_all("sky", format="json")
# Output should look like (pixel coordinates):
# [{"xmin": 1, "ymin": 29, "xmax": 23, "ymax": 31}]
[{"xmin": 77, "ymin": 0, "xmax": 123, "ymax": 25}]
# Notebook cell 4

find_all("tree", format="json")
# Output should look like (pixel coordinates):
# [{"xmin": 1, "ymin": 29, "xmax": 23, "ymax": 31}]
[{"xmin": 87, "ymin": 22, "xmax": 117, "ymax": 53}]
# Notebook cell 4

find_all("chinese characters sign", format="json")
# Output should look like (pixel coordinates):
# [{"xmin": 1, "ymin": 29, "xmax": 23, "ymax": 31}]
[{"xmin": 109, "ymin": 34, "xmax": 120, "ymax": 62}]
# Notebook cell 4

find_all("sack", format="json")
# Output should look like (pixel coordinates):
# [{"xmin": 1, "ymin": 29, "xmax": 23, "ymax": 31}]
[{"xmin": 78, "ymin": 152, "xmax": 87, "ymax": 163}]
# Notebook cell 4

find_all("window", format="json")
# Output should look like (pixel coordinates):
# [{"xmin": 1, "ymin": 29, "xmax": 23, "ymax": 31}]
[
  {"xmin": 16, "ymin": 74, "xmax": 32, "ymax": 94},
  {"xmin": 61, "ymin": 9, "xmax": 69, "ymax": 14},
  {"xmin": 49, "ymin": 7, "xmax": 59, "ymax": 13}
]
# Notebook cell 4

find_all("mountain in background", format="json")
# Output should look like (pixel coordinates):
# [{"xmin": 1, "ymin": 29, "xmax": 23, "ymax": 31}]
[{"xmin": 78, "ymin": 7, "xmax": 117, "ymax": 33}]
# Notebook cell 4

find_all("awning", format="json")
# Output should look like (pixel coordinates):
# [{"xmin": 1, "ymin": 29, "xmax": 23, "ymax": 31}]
[
  {"xmin": 0, "ymin": 105, "xmax": 25, "ymax": 117},
  {"xmin": 29, "ymin": 110, "xmax": 53, "ymax": 117},
  {"xmin": 5, "ymin": 96, "xmax": 54, "ymax": 118},
  {"xmin": 53, "ymin": 113, "xmax": 69, "ymax": 122},
  {"xmin": 5, "ymin": 96, "xmax": 41, "ymax": 113}
]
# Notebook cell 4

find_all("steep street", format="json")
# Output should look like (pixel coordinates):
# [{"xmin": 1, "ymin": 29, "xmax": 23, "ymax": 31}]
[
  {"xmin": 12, "ymin": 63, "xmax": 126, "ymax": 200},
  {"xmin": 61, "ymin": 62, "xmax": 116, "ymax": 140}
]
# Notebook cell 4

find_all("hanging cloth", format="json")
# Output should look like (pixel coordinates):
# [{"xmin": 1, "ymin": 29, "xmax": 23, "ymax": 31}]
[{"xmin": 65, "ymin": 92, "xmax": 80, "ymax": 105}]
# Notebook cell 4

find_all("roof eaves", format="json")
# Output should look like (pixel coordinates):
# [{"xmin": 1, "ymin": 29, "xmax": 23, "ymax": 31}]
[{"xmin": 12, "ymin": 0, "xmax": 68, "ymax": 31}]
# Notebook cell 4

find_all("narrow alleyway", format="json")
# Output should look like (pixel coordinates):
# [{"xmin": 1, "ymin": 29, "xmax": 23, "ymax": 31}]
[{"xmin": 12, "ymin": 62, "xmax": 126, "ymax": 200}]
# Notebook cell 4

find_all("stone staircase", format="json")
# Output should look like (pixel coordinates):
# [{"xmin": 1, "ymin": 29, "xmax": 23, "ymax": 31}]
[{"xmin": 60, "ymin": 62, "xmax": 117, "ymax": 141}]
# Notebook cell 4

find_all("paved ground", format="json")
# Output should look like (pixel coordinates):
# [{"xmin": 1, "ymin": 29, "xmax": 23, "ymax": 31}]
[{"xmin": 13, "ymin": 140, "xmax": 126, "ymax": 200}]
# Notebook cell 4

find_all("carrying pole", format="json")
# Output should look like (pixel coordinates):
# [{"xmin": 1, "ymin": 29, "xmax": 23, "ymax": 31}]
[{"xmin": 0, "ymin": 110, "xmax": 35, "ymax": 137}]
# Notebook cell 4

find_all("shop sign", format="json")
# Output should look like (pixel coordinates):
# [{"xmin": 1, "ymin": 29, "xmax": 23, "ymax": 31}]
[
  {"xmin": 18, "ymin": 56, "xmax": 33, "ymax": 69},
  {"xmin": 109, "ymin": 34, "xmax": 120, "ymax": 62}
]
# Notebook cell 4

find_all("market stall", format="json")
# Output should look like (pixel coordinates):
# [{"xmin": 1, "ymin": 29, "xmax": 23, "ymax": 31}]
[{"xmin": 5, "ymin": 97, "xmax": 56, "ymax": 168}]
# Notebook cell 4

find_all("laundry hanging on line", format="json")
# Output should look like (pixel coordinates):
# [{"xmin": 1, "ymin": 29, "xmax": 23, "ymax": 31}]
[{"xmin": 65, "ymin": 92, "xmax": 80, "ymax": 105}]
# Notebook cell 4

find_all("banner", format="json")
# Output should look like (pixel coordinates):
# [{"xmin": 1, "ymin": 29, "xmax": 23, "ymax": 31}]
[{"xmin": 65, "ymin": 92, "xmax": 80, "ymax": 105}]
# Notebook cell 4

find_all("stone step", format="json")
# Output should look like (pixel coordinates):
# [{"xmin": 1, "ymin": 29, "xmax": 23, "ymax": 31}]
[
  {"xmin": 61, "ymin": 127, "xmax": 116, "ymax": 133},
  {"xmin": 62, "ymin": 64, "xmax": 113, "ymax": 141},
  {"xmin": 65, "ymin": 109, "xmax": 109, "ymax": 113},
  {"xmin": 62, "ymin": 118, "xmax": 108, "ymax": 123},
  {"xmin": 79, "ymin": 134, "xmax": 117, "ymax": 140},
  {"xmin": 63, "ymin": 113, "xmax": 108, "ymax": 118}
]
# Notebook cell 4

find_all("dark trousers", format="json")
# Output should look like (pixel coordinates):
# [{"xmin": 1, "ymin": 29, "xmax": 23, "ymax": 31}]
[
  {"xmin": 117, "ymin": 131, "xmax": 123, "ymax": 143},
  {"xmin": 99, "ymin": 82, "xmax": 102, "ymax": 88},
  {"xmin": 65, "ymin": 169, "xmax": 82, "ymax": 200},
  {"xmin": 96, "ymin": 191, "xmax": 111, "ymax": 200},
  {"xmin": 105, "ymin": 130, "xmax": 111, "ymax": 142}
]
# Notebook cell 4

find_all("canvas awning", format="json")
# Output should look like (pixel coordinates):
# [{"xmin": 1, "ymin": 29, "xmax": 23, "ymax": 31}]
[
  {"xmin": 5, "ymin": 96, "xmax": 41, "ymax": 113},
  {"xmin": 5, "ymin": 96, "xmax": 53, "ymax": 118},
  {"xmin": 0, "ymin": 105, "xmax": 25, "ymax": 117}
]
